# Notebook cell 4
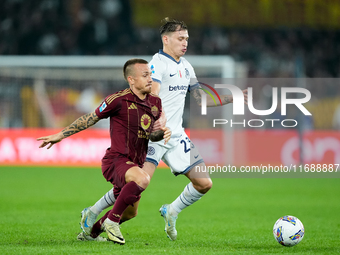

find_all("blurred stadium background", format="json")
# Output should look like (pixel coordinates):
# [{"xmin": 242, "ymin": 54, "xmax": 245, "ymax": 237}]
[{"xmin": 0, "ymin": 0, "xmax": 339, "ymax": 168}]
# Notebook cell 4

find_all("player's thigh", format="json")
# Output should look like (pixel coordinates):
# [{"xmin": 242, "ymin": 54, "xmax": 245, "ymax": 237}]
[
  {"xmin": 146, "ymin": 142, "xmax": 167, "ymax": 171},
  {"xmin": 142, "ymin": 161, "xmax": 157, "ymax": 179}
]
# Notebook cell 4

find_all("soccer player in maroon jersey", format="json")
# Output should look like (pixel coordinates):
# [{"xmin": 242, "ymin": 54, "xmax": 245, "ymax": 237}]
[
  {"xmin": 37, "ymin": 58, "xmax": 171, "ymax": 245},
  {"xmin": 79, "ymin": 19, "xmax": 248, "ymax": 243}
]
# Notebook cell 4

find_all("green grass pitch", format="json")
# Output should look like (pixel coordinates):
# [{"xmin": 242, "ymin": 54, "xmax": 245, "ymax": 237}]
[{"xmin": 0, "ymin": 166, "xmax": 339, "ymax": 254}]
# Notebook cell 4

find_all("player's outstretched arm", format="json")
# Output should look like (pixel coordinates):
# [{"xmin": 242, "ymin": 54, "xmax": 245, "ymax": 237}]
[
  {"xmin": 150, "ymin": 127, "xmax": 171, "ymax": 145},
  {"xmin": 191, "ymin": 86, "xmax": 248, "ymax": 106},
  {"xmin": 37, "ymin": 112, "xmax": 100, "ymax": 149}
]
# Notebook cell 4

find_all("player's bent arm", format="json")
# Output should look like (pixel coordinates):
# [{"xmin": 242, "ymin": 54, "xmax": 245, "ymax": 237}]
[
  {"xmin": 191, "ymin": 85, "xmax": 233, "ymax": 107},
  {"xmin": 37, "ymin": 112, "xmax": 100, "ymax": 149},
  {"xmin": 150, "ymin": 130, "xmax": 164, "ymax": 142},
  {"xmin": 150, "ymin": 80, "xmax": 167, "ymax": 131},
  {"xmin": 150, "ymin": 127, "xmax": 171, "ymax": 145},
  {"xmin": 151, "ymin": 81, "xmax": 161, "ymax": 95}
]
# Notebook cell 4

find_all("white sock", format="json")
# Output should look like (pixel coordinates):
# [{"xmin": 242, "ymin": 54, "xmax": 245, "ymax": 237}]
[
  {"xmin": 170, "ymin": 182, "xmax": 204, "ymax": 216},
  {"xmin": 90, "ymin": 189, "xmax": 116, "ymax": 215}
]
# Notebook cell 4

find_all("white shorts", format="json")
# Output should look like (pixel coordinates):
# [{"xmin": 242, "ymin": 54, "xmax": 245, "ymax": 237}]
[{"xmin": 146, "ymin": 130, "xmax": 204, "ymax": 176}]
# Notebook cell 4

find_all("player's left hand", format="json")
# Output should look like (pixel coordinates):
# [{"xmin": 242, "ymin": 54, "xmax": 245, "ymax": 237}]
[{"xmin": 162, "ymin": 127, "xmax": 171, "ymax": 145}]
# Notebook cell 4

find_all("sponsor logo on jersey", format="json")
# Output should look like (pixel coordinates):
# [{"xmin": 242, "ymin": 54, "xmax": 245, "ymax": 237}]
[
  {"xmin": 99, "ymin": 102, "xmax": 107, "ymax": 112},
  {"xmin": 151, "ymin": 105, "xmax": 159, "ymax": 117},
  {"xmin": 141, "ymin": 114, "xmax": 151, "ymax": 130},
  {"xmin": 126, "ymin": 161, "xmax": 135, "ymax": 165},
  {"xmin": 128, "ymin": 103, "xmax": 137, "ymax": 110},
  {"xmin": 138, "ymin": 130, "xmax": 150, "ymax": 139},
  {"xmin": 151, "ymin": 65, "xmax": 155, "ymax": 74},
  {"xmin": 169, "ymin": 85, "xmax": 188, "ymax": 91},
  {"xmin": 170, "ymin": 73, "xmax": 176, "ymax": 77}
]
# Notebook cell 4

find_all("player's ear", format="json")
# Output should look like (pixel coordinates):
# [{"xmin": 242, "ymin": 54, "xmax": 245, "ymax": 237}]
[
  {"xmin": 162, "ymin": 34, "xmax": 168, "ymax": 45},
  {"xmin": 127, "ymin": 75, "xmax": 134, "ymax": 84}
]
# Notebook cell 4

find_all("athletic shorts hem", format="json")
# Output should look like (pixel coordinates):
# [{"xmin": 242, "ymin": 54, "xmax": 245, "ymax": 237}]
[
  {"xmin": 145, "ymin": 157, "xmax": 159, "ymax": 167},
  {"xmin": 174, "ymin": 159, "xmax": 204, "ymax": 176}
]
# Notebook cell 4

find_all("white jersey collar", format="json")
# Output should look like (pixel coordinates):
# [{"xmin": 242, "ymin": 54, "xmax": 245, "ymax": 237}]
[{"xmin": 159, "ymin": 49, "xmax": 182, "ymax": 64}]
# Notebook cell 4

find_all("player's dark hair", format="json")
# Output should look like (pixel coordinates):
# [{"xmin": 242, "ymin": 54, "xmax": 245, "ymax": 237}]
[
  {"xmin": 123, "ymin": 58, "xmax": 149, "ymax": 81},
  {"xmin": 159, "ymin": 17, "xmax": 187, "ymax": 36}
]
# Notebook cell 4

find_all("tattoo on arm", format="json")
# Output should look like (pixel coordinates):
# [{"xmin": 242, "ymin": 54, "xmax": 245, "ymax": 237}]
[
  {"xmin": 222, "ymin": 95, "xmax": 232, "ymax": 104},
  {"xmin": 191, "ymin": 85, "xmax": 232, "ymax": 106},
  {"xmin": 191, "ymin": 87, "xmax": 202, "ymax": 106},
  {"xmin": 61, "ymin": 112, "xmax": 99, "ymax": 138},
  {"xmin": 150, "ymin": 130, "xmax": 165, "ymax": 142}
]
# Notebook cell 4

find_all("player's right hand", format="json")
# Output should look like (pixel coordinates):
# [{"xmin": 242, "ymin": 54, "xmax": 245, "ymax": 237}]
[
  {"xmin": 37, "ymin": 132, "xmax": 64, "ymax": 149},
  {"xmin": 162, "ymin": 127, "xmax": 171, "ymax": 145}
]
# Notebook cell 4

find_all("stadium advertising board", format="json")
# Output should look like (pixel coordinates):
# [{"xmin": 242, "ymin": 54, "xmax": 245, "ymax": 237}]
[{"xmin": 0, "ymin": 129, "xmax": 339, "ymax": 167}]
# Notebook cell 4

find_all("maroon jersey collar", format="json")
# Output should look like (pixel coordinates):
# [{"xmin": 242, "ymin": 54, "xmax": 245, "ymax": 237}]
[{"xmin": 129, "ymin": 88, "xmax": 149, "ymax": 102}]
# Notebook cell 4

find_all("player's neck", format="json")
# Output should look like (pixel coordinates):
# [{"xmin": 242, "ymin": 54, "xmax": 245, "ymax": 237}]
[
  {"xmin": 163, "ymin": 48, "xmax": 180, "ymax": 62},
  {"xmin": 131, "ymin": 88, "xmax": 147, "ymax": 100}
]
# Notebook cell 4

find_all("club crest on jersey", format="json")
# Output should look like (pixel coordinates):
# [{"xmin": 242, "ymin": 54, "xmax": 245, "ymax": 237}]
[
  {"xmin": 141, "ymin": 114, "xmax": 151, "ymax": 130},
  {"xmin": 151, "ymin": 105, "xmax": 159, "ymax": 117},
  {"xmin": 99, "ymin": 102, "xmax": 107, "ymax": 112},
  {"xmin": 185, "ymin": 68, "xmax": 190, "ymax": 79},
  {"xmin": 147, "ymin": 146, "xmax": 155, "ymax": 155}
]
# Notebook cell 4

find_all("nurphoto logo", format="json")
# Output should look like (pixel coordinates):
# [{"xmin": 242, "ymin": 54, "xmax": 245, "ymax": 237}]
[{"xmin": 200, "ymin": 84, "xmax": 312, "ymax": 128}]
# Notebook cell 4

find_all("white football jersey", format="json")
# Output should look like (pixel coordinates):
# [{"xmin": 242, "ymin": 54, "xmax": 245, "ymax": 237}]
[{"xmin": 149, "ymin": 50, "xmax": 199, "ymax": 135}]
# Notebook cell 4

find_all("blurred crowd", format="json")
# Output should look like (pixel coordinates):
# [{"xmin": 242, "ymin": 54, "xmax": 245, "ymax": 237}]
[{"xmin": 1, "ymin": 0, "xmax": 340, "ymax": 78}]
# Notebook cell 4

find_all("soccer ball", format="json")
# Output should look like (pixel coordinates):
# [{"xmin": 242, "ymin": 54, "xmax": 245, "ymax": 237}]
[{"xmin": 273, "ymin": 215, "xmax": 304, "ymax": 246}]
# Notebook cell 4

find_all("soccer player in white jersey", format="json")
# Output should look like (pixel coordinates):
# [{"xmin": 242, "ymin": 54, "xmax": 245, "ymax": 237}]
[{"xmin": 80, "ymin": 18, "xmax": 247, "ymax": 241}]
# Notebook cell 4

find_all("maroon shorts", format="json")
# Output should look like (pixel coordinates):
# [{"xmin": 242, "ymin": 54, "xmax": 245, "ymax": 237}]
[{"xmin": 101, "ymin": 151, "xmax": 140, "ymax": 198}]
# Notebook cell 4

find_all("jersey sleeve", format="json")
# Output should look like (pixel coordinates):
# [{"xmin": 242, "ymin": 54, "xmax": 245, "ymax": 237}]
[
  {"xmin": 149, "ymin": 56, "xmax": 166, "ymax": 84},
  {"xmin": 186, "ymin": 61, "xmax": 200, "ymax": 91},
  {"xmin": 95, "ymin": 94, "xmax": 121, "ymax": 119}
]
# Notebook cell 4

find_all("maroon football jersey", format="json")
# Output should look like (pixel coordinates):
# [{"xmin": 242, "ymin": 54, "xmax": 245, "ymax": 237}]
[{"xmin": 95, "ymin": 88, "xmax": 162, "ymax": 166}]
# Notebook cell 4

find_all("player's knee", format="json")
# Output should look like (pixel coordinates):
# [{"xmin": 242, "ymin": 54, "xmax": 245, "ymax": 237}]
[
  {"xmin": 203, "ymin": 179, "xmax": 213, "ymax": 193},
  {"xmin": 135, "ymin": 172, "xmax": 150, "ymax": 189},
  {"xmin": 196, "ymin": 179, "xmax": 213, "ymax": 194},
  {"xmin": 127, "ymin": 168, "xmax": 150, "ymax": 189},
  {"xmin": 206, "ymin": 179, "xmax": 213, "ymax": 191}
]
